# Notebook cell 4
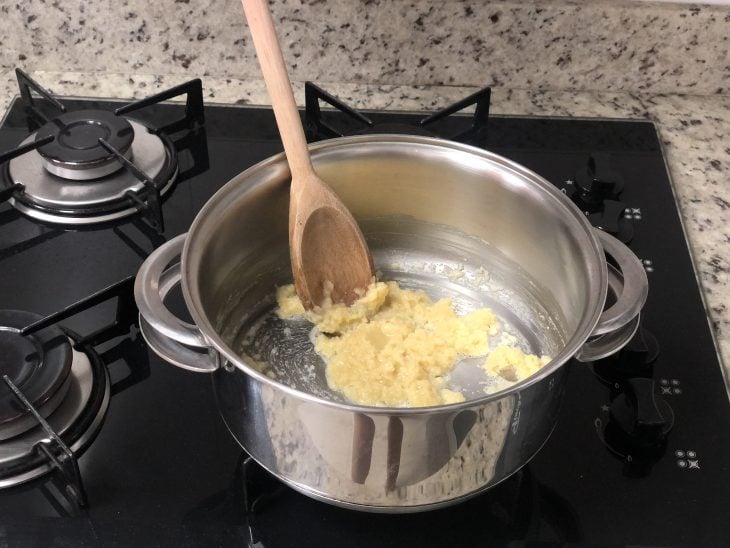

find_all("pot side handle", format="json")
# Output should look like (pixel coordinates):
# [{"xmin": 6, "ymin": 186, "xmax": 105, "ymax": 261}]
[
  {"xmin": 134, "ymin": 234, "xmax": 219, "ymax": 373},
  {"xmin": 575, "ymin": 230, "xmax": 649, "ymax": 362}
]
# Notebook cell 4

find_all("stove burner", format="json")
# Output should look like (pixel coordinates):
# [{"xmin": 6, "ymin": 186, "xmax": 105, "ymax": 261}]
[
  {"xmin": 0, "ymin": 310, "xmax": 72, "ymax": 440},
  {"xmin": 4, "ymin": 121, "xmax": 177, "ymax": 225},
  {"xmin": 0, "ymin": 277, "xmax": 134, "ymax": 492},
  {"xmin": 0, "ymin": 343, "xmax": 109, "ymax": 488},
  {"xmin": 0, "ymin": 71, "xmax": 206, "ymax": 231},
  {"xmin": 35, "ymin": 110, "xmax": 135, "ymax": 180}
]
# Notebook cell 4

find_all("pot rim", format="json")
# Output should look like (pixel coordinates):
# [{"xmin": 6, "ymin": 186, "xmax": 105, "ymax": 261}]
[{"xmin": 182, "ymin": 134, "xmax": 607, "ymax": 414}]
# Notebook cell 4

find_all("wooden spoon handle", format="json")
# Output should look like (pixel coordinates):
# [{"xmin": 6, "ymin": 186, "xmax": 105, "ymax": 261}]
[{"xmin": 241, "ymin": 0, "xmax": 313, "ymax": 179}]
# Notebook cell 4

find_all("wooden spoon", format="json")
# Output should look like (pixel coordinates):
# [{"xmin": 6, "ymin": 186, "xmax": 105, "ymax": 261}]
[{"xmin": 241, "ymin": 0, "xmax": 374, "ymax": 310}]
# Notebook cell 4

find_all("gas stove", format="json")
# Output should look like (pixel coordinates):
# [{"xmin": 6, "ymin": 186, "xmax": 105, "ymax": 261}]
[{"xmin": 0, "ymin": 73, "xmax": 728, "ymax": 547}]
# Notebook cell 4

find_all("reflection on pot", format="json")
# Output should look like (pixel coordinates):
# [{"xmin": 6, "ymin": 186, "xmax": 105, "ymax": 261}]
[
  {"xmin": 213, "ymin": 364, "xmax": 568, "ymax": 510},
  {"xmin": 183, "ymin": 453, "xmax": 581, "ymax": 546},
  {"xmin": 298, "ymin": 407, "xmax": 478, "ymax": 490}
]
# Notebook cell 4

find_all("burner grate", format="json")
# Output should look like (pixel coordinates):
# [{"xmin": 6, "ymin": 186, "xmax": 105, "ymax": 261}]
[
  {"xmin": 1, "ymin": 374, "xmax": 87, "ymax": 507},
  {"xmin": 0, "ymin": 310, "xmax": 72, "ymax": 440},
  {"xmin": 0, "ymin": 276, "xmax": 146, "ymax": 512},
  {"xmin": 304, "ymin": 81, "xmax": 491, "ymax": 142},
  {"xmin": 0, "ymin": 70, "xmax": 206, "ymax": 232}
]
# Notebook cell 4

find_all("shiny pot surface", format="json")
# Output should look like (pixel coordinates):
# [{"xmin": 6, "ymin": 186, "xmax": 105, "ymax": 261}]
[{"xmin": 135, "ymin": 135, "xmax": 647, "ymax": 511}]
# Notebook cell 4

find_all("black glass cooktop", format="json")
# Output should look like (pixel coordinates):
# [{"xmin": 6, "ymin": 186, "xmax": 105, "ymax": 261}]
[{"xmin": 0, "ymin": 95, "xmax": 729, "ymax": 547}]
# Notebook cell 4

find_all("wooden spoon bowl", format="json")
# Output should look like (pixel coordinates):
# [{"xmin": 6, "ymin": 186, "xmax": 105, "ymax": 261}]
[{"xmin": 241, "ymin": 0, "xmax": 374, "ymax": 309}]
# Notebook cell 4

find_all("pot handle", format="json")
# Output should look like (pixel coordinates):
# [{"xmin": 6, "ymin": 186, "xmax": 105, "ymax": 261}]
[
  {"xmin": 134, "ymin": 234, "xmax": 219, "ymax": 373},
  {"xmin": 575, "ymin": 230, "xmax": 649, "ymax": 362}
]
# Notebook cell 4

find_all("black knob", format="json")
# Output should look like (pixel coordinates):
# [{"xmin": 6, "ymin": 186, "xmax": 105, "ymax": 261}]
[
  {"xmin": 593, "ymin": 326, "xmax": 660, "ymax": 382},
  {"xmin": 567, "ymin": 155, "xmax": 633, "ymax": 242},
  {"xmin": 600, "ymin": 378, "xmax": 674, "ymax": 477},
  {"xmin": 588, "ymin": 201, "xmax": 634, "ymax": 243},
  {"xmin": 575, "ymin": 153, "xmax": 625, "ymax": 203},
  {"xmin": 609, "ymin": 378, "xmax": 674, "ymax": 447},
  {"xmin": 622, "ymin": 326, "xmax": 660, "ymax": 366}
]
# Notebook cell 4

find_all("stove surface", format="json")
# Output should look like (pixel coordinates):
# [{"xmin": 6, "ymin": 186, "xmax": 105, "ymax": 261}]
[{"xmin": 0, "ymin": 96, "xmax": 729, "ymax": 547}]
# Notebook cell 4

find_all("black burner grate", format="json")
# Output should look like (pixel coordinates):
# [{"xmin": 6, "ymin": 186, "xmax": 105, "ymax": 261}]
[
  {"xmin": 0, "ymin": 70, "xmax": 207, "ymax": 233},
  {"xmin": 304, "ymin": 81, "xmax": 491, "ymax": 142},
  {"xmin": 0, "ymin": 276, "xmax": 147, "ymax": 514}
]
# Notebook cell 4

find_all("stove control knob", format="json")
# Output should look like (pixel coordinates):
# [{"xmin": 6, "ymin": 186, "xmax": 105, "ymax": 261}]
[
  {"xmin": 588, "ymin": 201, "xmax": 634, "ymax": 244},
  {"xmin": 575, "ymin": 153, "xmax": 625, "ymax": 204},
  {"xmin": 609, "ymin": 378, "xmax": 674, "ymax": 447},
  {"xmin": 622, "ymin": 326, "xmax": 660, "ymax": 367},
  {"xmin": 594, "ymin": 326, "xmax": 660, "ymax": 382}
]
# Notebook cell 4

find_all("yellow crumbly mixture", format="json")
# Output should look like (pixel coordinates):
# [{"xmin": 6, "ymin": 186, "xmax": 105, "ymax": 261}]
[
  {"xmin": 484, "ymin": 345, "xmax": 551, "ymax": 382},
  {"xmin": 276, "ymin": 282, "xmax": 389, "ymax": 335},
  {"xmin": 276, "ymin": 281, "xmax": 549, "ymax": 407}
]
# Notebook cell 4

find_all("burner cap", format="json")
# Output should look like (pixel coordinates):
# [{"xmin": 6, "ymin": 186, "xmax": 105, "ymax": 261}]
[
  {"xmin": 35, "ymin": 109, "xmax": 134, "ymax": 180},
  {"xmin": 0, "ymin": 310, "xmax": 72, "ymax": 433}
]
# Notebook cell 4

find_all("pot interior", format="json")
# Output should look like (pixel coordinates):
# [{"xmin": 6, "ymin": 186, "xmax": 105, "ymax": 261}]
[{"xmin": 183, "ymin": 136, "xmax": 605, "ymax": 405}]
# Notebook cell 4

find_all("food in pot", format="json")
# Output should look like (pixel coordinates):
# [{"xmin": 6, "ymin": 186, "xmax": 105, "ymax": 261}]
[
  {"xmin": 276, "ymin": 280, "xmax": 550, "ymax": 407},
  {"xmin": 484, "ymin": 346, "xmax": 551, "ymax": 382}
]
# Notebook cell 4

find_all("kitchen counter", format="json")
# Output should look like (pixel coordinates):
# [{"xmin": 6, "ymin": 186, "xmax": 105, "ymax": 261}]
[{"xmin": 1, "ymin": 69, "xmax": 729, "ymax": 389}]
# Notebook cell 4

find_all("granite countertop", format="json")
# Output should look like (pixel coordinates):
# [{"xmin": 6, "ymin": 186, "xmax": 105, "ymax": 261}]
[{"xmin": 1, "ymin": 69, "xmax": 729, "ymax": 387}]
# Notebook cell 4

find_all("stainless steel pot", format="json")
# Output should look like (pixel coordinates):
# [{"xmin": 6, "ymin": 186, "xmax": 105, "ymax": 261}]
[{"xmin": 134, "ymin": 135, "xmax": 648, "ymax": 512}]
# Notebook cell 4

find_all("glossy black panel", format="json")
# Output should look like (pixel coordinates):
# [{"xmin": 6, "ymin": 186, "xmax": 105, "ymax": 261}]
[{"xmin": 0, "ymin": 96, "xmax": 728, "ymax": 547}]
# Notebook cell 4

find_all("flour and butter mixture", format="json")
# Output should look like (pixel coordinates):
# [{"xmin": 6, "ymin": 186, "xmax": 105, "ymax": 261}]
[{"xmin": 276, "ymin": 281, "xmax": 550, "ymax": 407}]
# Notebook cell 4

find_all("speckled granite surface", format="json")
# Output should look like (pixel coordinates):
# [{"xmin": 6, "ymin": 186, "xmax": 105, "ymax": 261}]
[
  {"xmin": 0, "ymin": 1, "xmax": 728, "ymax": 95},
  {"xmin": 0, "ymin": 69, "xmax": 728, "ymax": 387}
]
